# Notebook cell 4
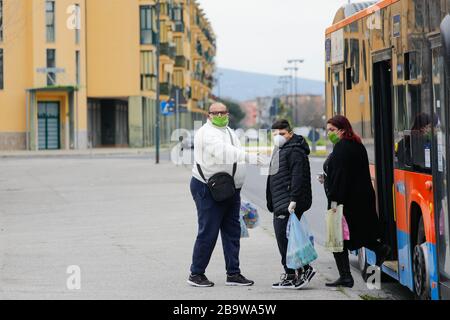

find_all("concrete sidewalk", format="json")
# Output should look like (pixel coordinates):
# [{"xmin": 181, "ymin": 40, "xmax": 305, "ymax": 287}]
[{"xmin": 0, "ymin": 157, "xmax": 390, "ymax": 300}]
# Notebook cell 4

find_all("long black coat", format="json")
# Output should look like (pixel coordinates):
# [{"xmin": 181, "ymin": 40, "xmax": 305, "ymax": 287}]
[
  {"xmin": 324, "ymin": 139, "xmax": 381, "ymax": 250},
  {"xmin": 266, "ymin": 134, "xmax": 312, "ymax": 218}
]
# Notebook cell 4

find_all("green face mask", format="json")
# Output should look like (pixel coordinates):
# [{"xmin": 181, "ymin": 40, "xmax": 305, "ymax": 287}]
[
  {"xmin": 211, "ymin": 115, "xmax": 229, "ymax": 127},
  {"xmin": 328, "ymin": 132, "xmax": 340, "ymax": 145}
]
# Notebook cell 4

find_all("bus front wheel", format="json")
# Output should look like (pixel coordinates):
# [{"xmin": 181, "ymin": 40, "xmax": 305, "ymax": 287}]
[{"xmin": 412, "ymin": 217, "xmax": 430, "ymax": 300}]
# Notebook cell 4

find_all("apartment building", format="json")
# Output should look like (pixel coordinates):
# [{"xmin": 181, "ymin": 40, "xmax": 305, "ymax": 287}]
[{"xmin": 0, "ymin": 0, "xmax": 215, "ymax": 150}]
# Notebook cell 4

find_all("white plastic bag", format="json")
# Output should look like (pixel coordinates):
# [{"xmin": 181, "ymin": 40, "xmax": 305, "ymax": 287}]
[{"xmin": 325, "ymin": 204, "xmax": 344, "ymax": 252}]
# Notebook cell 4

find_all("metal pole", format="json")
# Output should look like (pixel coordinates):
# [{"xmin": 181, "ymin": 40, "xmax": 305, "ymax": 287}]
[
  {"xmin": 155, "ymin": 0, "xmax": 161, "ymax": 164},
  {"xmin": 288, "ymin": 59, "xmax": 304, "ymax": 117},
  {"xmin": 176, "ymin": 88, "xmax": 180, "ymax": 131},
  {"xmin": 25, "ymin": 89, "xmax": 29, "ymax": 150}
]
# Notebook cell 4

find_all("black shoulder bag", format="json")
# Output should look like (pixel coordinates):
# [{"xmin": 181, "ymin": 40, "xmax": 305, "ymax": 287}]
[{"xmin": 196, "ymin": 129, "xmax": 238, "ymax": 202}]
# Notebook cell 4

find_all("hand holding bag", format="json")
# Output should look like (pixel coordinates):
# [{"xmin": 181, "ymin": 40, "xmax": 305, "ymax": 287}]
[{"xmin": 325, "ymin": 204, "xmax": 344, "ymax": 252}]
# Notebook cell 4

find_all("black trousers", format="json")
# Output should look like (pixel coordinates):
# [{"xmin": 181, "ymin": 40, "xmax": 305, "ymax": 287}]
[
  {"xmin": 333, "ymin": 240, "xmax": 384, "ymax": 278},
  {"xmin": 273, "ymin": 215, "xmax": 310, "ymax": 275}
]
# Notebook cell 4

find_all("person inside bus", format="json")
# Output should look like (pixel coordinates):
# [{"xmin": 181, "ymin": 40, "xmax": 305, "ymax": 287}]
[
  {"xmin": 320, "ymin": 115, "xmax": 391, "ymax": 288},
  {"xmin": 395, "ymin": 112, "xmax": 433, "ymax": 169}
]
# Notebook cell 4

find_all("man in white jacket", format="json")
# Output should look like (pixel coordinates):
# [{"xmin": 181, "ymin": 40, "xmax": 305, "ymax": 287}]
[{"xmin": 187, "ymin": 102, "xmax": 258, "ymax": 287}]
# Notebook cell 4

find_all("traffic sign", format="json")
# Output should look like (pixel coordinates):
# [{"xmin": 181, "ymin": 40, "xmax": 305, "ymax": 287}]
[{"xmin": 161, "ymin": 101, "xmax": 174, "ymax": 116}]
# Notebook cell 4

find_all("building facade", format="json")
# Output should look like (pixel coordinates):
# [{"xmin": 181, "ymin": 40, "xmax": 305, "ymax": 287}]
[{"xmin": 0, "ymin": 0, "xmax": 215, "ymax": 150}]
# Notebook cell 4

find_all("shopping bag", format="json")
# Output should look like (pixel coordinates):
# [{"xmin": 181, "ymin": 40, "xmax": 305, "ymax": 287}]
[
  {"xmin": 240, "ymin": 202, "xmax": 260, "ymax": 229},
  {"xmin": 342, "ymin": 214, "xmax": 350, "ymax": 241},
  {"xmin": 286, "ymin": 214, "xmax": 318, "ymax": 270},
  {"xmin": 240, "ymin": 214, "xmax": 249, "ymax": 238},
  {"xmin": 325, "ymin": 204, "xmax": 344, "ymax": 252}
]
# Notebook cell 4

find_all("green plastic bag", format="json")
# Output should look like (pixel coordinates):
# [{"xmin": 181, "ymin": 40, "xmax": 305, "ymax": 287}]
[{"xmin": 325, "ymin": 204, "xmax": 344, "ymax": 252}]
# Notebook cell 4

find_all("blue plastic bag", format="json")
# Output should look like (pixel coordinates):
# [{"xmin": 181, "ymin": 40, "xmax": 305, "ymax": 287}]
[
  {"xmin": 240, "ymin": 202, "xmax": 260, "ymax": 229},
  {"xmin": 286, "ymin": 214, "xmax": 318, "ymax": 269},
  {"xmin": 240, "ymin": 214, "xmax": 249, "ymax": 238}
]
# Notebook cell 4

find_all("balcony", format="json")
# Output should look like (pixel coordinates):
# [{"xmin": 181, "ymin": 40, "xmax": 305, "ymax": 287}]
[
  {"xmin": 175, "ymin": 55, "xmax": 187, "ymax": 68},
  {"xmin": 160, "ymin": 82, "xmax": 171, "ymax": 96},
  {"xmin": 160, "ymin": 43, "xmax": 176, "ymax": 59}
]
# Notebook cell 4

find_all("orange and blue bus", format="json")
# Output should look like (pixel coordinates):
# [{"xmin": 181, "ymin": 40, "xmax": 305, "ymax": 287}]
[{"xmin": 325, "ymin": 0, "xmax": 450, "ymax": 299}]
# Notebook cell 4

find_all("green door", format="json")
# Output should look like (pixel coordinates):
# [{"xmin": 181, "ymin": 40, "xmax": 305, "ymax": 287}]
[{"xmin": 38, "ymin": 102, "xmax": 60, "ymax": 150}]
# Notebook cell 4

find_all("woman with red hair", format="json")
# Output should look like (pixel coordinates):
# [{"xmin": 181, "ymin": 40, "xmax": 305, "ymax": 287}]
[{"xmin": 321, "ymin": 115, "xmax": 391, "ymax": 288}]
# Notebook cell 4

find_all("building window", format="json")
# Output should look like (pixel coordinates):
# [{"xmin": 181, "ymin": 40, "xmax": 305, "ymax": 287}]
[
  {"xmin": 47, "ymin": 49, "xmax": 56, "ymax": 86},
  {"xmin": 0, "ymin": 49, "xmax": 3, "ymax": 90},
  {"xmin": 140, "ymin": 51, "xmax": 157, "ymax": 91},
  {"xmin": 140, "ymin": 6, "xmax": 154, "ymax": 45},
  {"xmin": 76, "ymin": 50, "xmax": 80, "ymax": 85},
  {"xmin": 0, "ymin": 0, "xmax": 3, "ymax": 42},
  {"xmin": 46, "ymin": 1, "xmax": 55, "ymax": 42}
]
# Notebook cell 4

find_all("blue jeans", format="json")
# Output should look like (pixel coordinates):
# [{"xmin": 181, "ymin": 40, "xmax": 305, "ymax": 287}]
[{"xmin": 190, "ymin": 177, "xmax": 241, "ymax": 275}]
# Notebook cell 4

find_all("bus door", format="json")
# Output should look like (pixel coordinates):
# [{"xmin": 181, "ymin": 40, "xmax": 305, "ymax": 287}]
[
  {"xmin": 372, "ymin": 53, "xmax": 398, "ymax": 266},
  {"xmin": 431, "ymin": 39, "xmax": 450, "ymax": 299},
  {"xmin": 331, "ymin": 64, "xmax": 345, "ymax": 116}
]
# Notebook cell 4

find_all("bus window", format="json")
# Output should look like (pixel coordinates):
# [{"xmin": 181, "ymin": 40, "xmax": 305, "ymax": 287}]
[
  {"xmin": 332, "ymin": 67, "xmax": 344, "ymax": 115},
  {"xmin": 362, "ymin": 40, "xmax": 367, "ymax": 82},
  {"xmin": 350, "ymin": 39, "xmax": 360, "ymax": 84},
  {"xmin": 431, "ymin": 47, "xmax": 450, "ymax": 282},
  {"xmin": 402, "ymin": 81, "xmax": 433, "ymax": 172},
  {"xmin": 394, "ymin": 85, "xmax": 408, "ymax": 168}
]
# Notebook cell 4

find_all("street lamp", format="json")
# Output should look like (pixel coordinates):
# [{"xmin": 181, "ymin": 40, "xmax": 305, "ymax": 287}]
[
  {"xmin": 278, "ymin": 75, "xmax": 291, "ymax": 107},
  {"xmin": 287, "ymin": 59, "xmax": 304, "ymax": 110},
  {"xmin": 284, "ymin": 67, "xmax": 296, "ymax": 108}
]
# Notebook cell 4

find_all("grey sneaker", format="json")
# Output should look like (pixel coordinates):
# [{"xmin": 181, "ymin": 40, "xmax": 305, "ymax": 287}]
[
  {"xmin": 187, "ymin": 274, "xmax": 214, "ymax": 287},
  {"xmin": 225, "ymin": 273, "xmax": 254, "ymax": 286}
]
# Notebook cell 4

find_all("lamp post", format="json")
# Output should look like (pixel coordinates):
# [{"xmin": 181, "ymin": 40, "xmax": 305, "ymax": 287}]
[
  {"xmin": 284, "ymin": 66, "xmax": 297, "ymax": 108},
  {"xmin": 287, "ymin": 59, "xmax": 304, "ymax": 111},
  {"xmin": 288, "ymin": 59, "xmax": 305, "ymax": 121},
  {"xmin": 155, "ymin": 0, "xmax": 161, "ymax": 164}
]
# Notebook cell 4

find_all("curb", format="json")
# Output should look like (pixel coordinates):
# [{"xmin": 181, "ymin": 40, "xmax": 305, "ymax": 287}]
[{"xmin": 0, "ymin": 148, "xmax": 171, "ymax": 159}]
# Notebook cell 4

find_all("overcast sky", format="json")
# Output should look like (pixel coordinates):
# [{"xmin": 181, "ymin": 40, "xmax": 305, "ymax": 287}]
[{"xmin": 196, "ymin": 0, "xmax": 352, "ymax": 81}]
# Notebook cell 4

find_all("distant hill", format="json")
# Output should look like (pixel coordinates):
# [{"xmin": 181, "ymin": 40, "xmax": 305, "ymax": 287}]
[{"xmin": 213, "ymin": 68, "xmax": 324, "ymax": 102}]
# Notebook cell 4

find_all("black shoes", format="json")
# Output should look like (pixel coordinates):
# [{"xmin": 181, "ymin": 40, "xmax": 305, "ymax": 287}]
[
  {"xmin": 296, "ymin": 265, "xmax": 317, "ymax": 289},
  {"xmin": 272, "ymin": 266, "xmax": 317, "ymax": 290},
  {"xmin": 325, "ymin": 276, "xmax": 354, "ymax": 288},
  {"xmin": 188, "ymin": 273, "xmax": 254, "ymax": 287},
  {"xmin": 226, "ymin": 273, "xmax": 255, "ymax": 286},
  {"xmin": 375, "ymin": 244, "xmax": 392, "ymax": 267},
  {"xmin": 187, "ymin": 274, "xmax": 214, "ymax": 287},
  {"xmin": 272, "ymin": 273, "xmax": 296, "ymax": 289}
]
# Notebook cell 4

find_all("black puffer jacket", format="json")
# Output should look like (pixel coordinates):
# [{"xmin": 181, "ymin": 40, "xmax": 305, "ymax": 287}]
[{"xmin": 266, "ymin": 134, "xmax": 312, "ymax": 218}]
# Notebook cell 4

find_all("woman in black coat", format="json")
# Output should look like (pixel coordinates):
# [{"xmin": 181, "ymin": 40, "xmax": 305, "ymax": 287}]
[{"xmin": 322, "ymin": 115, "xmax": 391, "ymax": 288}]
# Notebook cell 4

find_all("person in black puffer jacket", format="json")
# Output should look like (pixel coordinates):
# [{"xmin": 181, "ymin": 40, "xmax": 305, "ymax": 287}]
[{"xmin": 266, "ymin": 119, "xmax": 314, "ymax": 290}]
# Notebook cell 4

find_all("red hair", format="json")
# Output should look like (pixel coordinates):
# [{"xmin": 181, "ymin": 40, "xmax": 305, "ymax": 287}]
[{"xmin": 327, "ymin": 115, "xmax": 362, "ymax": 144}]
